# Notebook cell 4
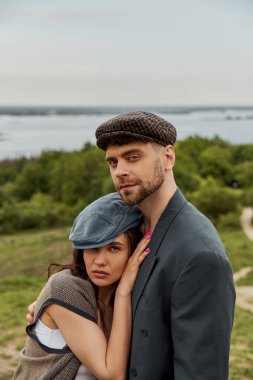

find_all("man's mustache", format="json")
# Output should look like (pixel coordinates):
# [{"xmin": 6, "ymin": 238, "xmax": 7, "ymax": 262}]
[{"xmin": 117, "ymin": 179, "xmax": 142, "ymax": 186}]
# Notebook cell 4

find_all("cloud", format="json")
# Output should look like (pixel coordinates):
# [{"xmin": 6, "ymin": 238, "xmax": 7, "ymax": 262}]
[{"xmin": 2, "ymin": 9, "xmax": 123, "ymax": 23}]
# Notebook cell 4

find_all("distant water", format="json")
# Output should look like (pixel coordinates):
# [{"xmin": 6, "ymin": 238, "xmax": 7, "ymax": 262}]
[{"xmin": 0, "ymin": 106, "xmax": 253, "ymax": 160}]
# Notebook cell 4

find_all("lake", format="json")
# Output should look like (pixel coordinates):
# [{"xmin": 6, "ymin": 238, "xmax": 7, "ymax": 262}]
[{"xmin": 0, "ymin": 106, "xmax": 253, "ymax": 160}]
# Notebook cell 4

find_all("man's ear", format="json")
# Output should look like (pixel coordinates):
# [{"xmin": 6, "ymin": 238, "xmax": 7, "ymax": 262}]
[{"xmin": 164, "ymin": 145, "xmax": 175, "ymax": 169}]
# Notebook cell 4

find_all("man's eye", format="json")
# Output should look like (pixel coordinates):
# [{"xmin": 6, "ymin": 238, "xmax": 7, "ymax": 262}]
[
  {"xmin": 108, "ymin": 160, "xmax": 117, "ymax": 168},
  {"xmin": 128, "ymin": 155, "xmax": 139, "ymax": 161}
]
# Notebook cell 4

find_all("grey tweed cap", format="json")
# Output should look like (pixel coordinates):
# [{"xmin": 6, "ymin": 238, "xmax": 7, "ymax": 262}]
[
  {"xmin": 69, "ymin": 192, "xmax": 142, "ymax": 249},
  {"xmin": 95, "ymin": 111, "xmax": 177, "ymax": 150}
]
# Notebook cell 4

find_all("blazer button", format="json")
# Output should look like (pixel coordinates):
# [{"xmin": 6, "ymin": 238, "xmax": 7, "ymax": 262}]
[
  {"xmin": 140, "ymin": 328, "xmax": 148, "ymax": 337},
  {"xmin": 130, "ymin": 368, "xmax": 137, "ymax": 377}
]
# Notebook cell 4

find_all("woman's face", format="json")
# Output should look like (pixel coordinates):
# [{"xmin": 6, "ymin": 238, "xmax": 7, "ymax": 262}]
[{"xmin": 83, "ymin": 233, "xmax": 130, "ymax": 287}]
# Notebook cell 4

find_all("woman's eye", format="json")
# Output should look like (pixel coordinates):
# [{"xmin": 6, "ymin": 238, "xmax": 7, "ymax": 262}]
[{"xmin": 109, "ymin": 246, "xmax": 120, "ymax": 253}]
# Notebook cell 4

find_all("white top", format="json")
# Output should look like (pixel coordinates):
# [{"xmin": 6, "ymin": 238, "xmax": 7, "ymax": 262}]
[{"xmin": 35, "ymin": 319, "xmax": 96, "ymax": 380}]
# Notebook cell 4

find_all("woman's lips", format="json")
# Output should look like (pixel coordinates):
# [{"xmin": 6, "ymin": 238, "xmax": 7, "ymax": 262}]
[{"xmin": 92, "ymin": 271, "xmax": 109, "ymax": 279}]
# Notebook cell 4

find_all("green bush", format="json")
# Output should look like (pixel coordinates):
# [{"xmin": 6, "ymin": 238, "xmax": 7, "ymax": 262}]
[
  {"xmin": 15, "ymin": 160, "xmax": 50, "ymax": 200},
  {"xmin": 0, "ymin": 194, "xmax": 74, "ymax": 233},
  {"xmin": 189, "ymin": 178, "xmax": 241, "ymax": 225},
  {"xmin": 0, "ymin": 156, "xmax": 29, "ymax": 185},
  {"xmin": 49, "ymin": 147, "xmax": 108, "ymax": 205},
  {"xmin": 233, "ymin": 161, "xmax": 253, "ymax": 188},
  {"xmin": 198, "ymin": 145, "xmax": 233, "ymax": 184},
  {"xmin": 0, "ymin": 138, "xmax": 251, "ymax": 234},
  {"xmin": 218, "ymin": 211, "xmax": 242, "ymax": 230},
  {"xmin": 240, "ymin": 189, "xmax": 253, "ymax": 207},
  {"xmin": 0, "ymin": 202, "xmax": 22, "ymax": 233},
  {"xmin": 231, "ymin": 144, "xmax": 253, "ymax": 163}
]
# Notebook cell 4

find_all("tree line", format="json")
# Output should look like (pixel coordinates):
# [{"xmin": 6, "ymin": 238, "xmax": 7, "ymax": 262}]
[{"xmin": 0, "ymin": 136, "xmax": 252, "ymax": 234}]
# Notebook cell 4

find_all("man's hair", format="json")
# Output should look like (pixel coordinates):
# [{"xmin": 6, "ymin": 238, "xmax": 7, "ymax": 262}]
[
  {"xmin": 105, "ymin": 135, "xmax": 149, "ymax": 148},
  {"xmin": 96, "ymin": 111, "xmax": 177, "ymax": 151},
  {"xmin": 105, "ymin": 136, "xmax": 164, "ymax": 152}
]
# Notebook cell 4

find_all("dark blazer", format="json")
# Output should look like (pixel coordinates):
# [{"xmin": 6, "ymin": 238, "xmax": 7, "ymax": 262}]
[{"xmin": 129, "ymin": 188, "xmax": 235, "ymax": 380}]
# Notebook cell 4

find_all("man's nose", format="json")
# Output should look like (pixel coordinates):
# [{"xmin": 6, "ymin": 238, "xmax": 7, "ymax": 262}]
[{"xmin": 114, "ymin": 161, "xmax": 130, "ymax": 177}]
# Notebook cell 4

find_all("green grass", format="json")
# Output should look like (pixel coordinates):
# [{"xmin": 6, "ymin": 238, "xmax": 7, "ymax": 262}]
[
  {"xmin": 0, "ymin": 227, "xmax": 74, "ymax": 380},
  {"xmin": 0, "ymin": 276, "xmax": 43, "ymax": 336},
  {"xmin": 0, "ymin": 226, "xmax": 253, "ymax": 380},
  {"xmin": 230, "ymin": 307, "xmax": 253, "ymax": 379},
  {"xmin": 0, "ymin": 227, "xmax": 72, "ymax": 353},
  {"xmin": 219, "ymin": 229, "xmax": 253, "ymax": 273},
  {"xmin": 0, "ymin": 375, "xmax": 13, "ymax": 380},
  {"xmin": 0, "ymin": 227, "xmax": 71, "ymax": 277},
  {"xmin": 236, "ymin": 270, "xmax": 253, "ymax": 286}
]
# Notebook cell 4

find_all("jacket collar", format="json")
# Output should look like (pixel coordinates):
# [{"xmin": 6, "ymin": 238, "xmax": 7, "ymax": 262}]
[{"xmin": 132, "ymin": 187, "xmax": 187, "ymax": 317}]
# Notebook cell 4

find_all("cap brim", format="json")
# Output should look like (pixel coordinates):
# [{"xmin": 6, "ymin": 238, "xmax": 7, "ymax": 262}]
[
  {"xmin": 72, "ymin": 236, "xmax": 116, "ymax": 250},
  {"xmin": 96, "ymin": 131, "xmax": 163, "ymax": 150}
]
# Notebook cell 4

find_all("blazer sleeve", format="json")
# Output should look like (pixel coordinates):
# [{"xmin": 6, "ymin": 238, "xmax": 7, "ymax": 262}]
[{"xmin": 171, "ymin": 250, "xmax": 235, "ymax": 380}]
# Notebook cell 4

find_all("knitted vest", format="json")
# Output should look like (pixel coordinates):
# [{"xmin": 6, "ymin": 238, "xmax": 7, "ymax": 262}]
[{"xmin": 14, "ymin": 269, "xmax": 97, "ymax": 380}]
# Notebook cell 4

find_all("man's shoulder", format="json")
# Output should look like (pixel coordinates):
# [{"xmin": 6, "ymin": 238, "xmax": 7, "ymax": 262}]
[
  {"xmin": 175, "ymin": 199, "xmax": 216, "ymax": 232},
  {"xmin": 163, "ymin": 200, "xmax": 227, "ymax": 258},
  {"xmin": 160, "ymin": 187, "xmax": 213, "ymax": 230}
]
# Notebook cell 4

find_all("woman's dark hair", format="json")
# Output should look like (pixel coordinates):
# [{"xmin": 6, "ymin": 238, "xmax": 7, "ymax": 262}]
[{"xmin": 48, "ymin": 227, "xmax": 143, "ymax": 333}]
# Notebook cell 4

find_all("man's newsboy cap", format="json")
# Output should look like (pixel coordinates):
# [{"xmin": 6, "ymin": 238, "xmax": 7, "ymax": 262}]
[
  {"xmin": 69, "ymin": 192, "xmax": 141, "ymax": 249},
  {"xmin": 96, "ymin": 111, "xmax": 177, "ymax": 150}
]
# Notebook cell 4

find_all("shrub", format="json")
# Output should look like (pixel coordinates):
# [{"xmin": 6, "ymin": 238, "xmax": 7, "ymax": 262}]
[
  {"xmin": 189, "ymin": 178, "xmax": 241, "ymax": 225},
  {"xmin": 218, "ymin": 211, "xmax": 242, "ymax": 230}
]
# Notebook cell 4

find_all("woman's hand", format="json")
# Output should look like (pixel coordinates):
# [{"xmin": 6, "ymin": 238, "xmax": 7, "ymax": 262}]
[
  {"xmin": 26, "ymin": 301, "xmax": 37, "ymax": 325},
  {"xmin": 116, "ymin": 232, "xmax": 152, "ymax": 296}
]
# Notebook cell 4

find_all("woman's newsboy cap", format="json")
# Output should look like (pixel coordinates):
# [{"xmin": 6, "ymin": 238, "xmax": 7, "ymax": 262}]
[{"xmin": 69, "ymin": 193, "xmax": 141, "ymax": 249}]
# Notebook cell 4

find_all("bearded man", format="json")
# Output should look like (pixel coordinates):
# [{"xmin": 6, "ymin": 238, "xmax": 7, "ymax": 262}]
[{"xmin": 95, "ymin": 111, "xmax": 235, "ymax": 380}]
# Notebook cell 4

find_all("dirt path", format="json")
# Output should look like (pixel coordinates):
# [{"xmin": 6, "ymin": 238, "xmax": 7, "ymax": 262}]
[
  {"xmin": 0, "ymin": 348, "xmax": 19, "ymax": 378},
  {"xmin": 240, "ymin": 207, "xmax": 253, "ymax": 241},
  {"xmin": 0, "ymin": 344, "xmax": 20, "ymax": 379},
  {"xmin": 234, "ymin": 267, "xmax": 253, "ymax": 282},
  {"xmin": 234, "ymin": 266, "xmax": 253, "ymax": 314},
  {"xmin": 234, "ymin": 207, "xmax": 253, "ymax": 313},
  {"xmin": 0, "ymin": 327, "xmax": 25, "ymax": 379},
  {"xmin": 236, "ymin": 287, "xmax": 253, "ymax": 313}
]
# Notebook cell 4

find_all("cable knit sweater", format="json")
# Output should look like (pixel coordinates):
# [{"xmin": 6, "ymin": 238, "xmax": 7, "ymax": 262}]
[{"xmin": 14, "ymin": 269, "xmax": 98, "ymax": 380}]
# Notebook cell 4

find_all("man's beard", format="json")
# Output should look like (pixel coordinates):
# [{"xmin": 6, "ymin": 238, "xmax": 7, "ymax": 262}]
[{"xmin": 118, "ymin": 158, "xmax": 166, "ymax": 206}]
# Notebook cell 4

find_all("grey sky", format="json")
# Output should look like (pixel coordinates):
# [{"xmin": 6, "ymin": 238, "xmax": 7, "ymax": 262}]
[{"xmin": 0, "ymin": 0, "xmax": 252, "ymax": 105}]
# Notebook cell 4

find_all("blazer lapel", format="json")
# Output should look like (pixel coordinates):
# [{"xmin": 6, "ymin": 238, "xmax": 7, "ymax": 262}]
[{"xmin": 132, "ymin": 188, "xmax": 187, "ymax": 317}]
